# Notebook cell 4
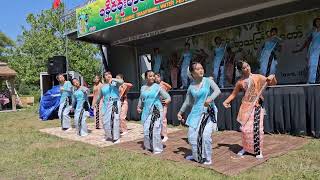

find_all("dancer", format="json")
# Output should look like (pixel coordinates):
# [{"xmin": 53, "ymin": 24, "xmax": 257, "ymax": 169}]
[
  {"xmin": 259, "ymin": 27, "xmax": 282, "ymax": 76},
  {"xmin": 169, "ymin": 52, "xmax": 179, "ymax": 89},
  {"xmin": 225, "ymin": 47, "xmax": 237, "ymax": 86},
  {"xmin": 177, "ymin": 62, "xmax": 221, "ymax": 165},
  {"xmin": 137, "ymin": 70, "xmax": 171, "ymax": 154},
  {"xmin": 96, "ymin": 72, "xmax": 124, "ymax": 143},
  {"xmin": 57, "ymin": 74, "xmax": 73, "ymax": 131},
  {"xmin": 223, "ymin": 61, "xmax": 277, "ymax": 159},
  {"xmin": 147, "ymin": 48, "xmax": 163, "ymax": 74},
  {"xmin": 293, "ymin": 17, "xmax": 320, "ymax": 83},
  {"xmin": 155, "ymin": 73, "xmax": 172, "ymax": 142},
  {"xmin": 212, "ymin": 36, "xmax": 227, "ymax": 88},
  {"xmin": 180, "ymin": 43, "xmax": 193, "ymax": 89},
  {"xmin": 92, "ymin": 75, "xmax": 103, "ymax": 129},
  {"xmin": 116, "ymin": 74, "xmax": 133, "ymax": 136},
  {"xmin": 71, "ymin": 78, "xmax": 90, "ymax": 137}
]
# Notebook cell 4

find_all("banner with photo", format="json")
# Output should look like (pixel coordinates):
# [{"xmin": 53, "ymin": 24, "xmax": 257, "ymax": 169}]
[{"xmin": 182, "ymin": 9, "xmax": 320, "ymax": 84}]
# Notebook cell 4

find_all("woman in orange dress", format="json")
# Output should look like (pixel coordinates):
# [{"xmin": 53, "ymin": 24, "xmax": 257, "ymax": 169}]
[
  {"xmin": 223, "ymin": 61, "xmax": 277, "ymax": 159},
  {"xmin": 116, "ymin": 74, "xmax": 133, "ymax": 135},
  {"xmin": 92, "ymin": 75, "xmax": 103, "ymax": 129}
]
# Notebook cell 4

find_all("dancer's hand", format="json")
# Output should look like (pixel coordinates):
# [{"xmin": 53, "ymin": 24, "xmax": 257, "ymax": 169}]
[
  {"xmin": 162, "ymin": 99, "xmax": 170, "ymax": 105},
  {"xmin": 177, "ymin": 112, "xmax": 184, "ymax": 122},
  {"xmin": 223, "ymin": 101, "xmax": 231, "ymax": 108},
  {"xmin": 204, "ymin": 98, "xmax": 212, "ymax": 107},
  {"xmin": 70, "ymin": 108, "xmax": 74, "ymax": 113},
  {"xmin": 137, "ymin": 107, "xmax": 142, "ymax": 114},
  {"xmin": 60, "ymin": 87, "xmax": 64, "ymax": 91},
  {"xmin": 266, "ymin": 74, "xmax": 275, "ymax": 82}
]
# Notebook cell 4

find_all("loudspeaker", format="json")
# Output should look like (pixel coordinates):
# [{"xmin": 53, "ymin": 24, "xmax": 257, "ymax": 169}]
[{"xmin": 47, "ymin": 56, "xmax": 67, "ymax": 75}]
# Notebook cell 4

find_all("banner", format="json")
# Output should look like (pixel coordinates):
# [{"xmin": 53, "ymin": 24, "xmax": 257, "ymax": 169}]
[
  {"xmin": 76, "ymin": 0, "xmax": 194, "ymax": 37},
  {"xmin": 164, "ymin": 9, "xmax": 320, "ymax": 84}
]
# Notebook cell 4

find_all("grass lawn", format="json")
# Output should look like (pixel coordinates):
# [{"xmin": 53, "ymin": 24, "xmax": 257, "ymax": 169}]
[{"xmin": 0, "ymin": 106, "xmax": 319, "ymax": 180}]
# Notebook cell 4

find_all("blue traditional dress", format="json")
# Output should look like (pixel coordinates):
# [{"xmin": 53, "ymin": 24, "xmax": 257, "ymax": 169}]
[
  {"xmin": 138, "ymin": 83, "xmax": 171, "ymax": 153},
  {"xmin": 180, "ymin": 51, "xmax": 192, "ymax": 88},
  {"xmin": 58, "ymin": 81, "xmax": 73, "ymax": 129},
  {"xmin": 213, "ymin": 44, "xmax": 227, "ymax": 88},
  {"xmin": 72, "ymin": 87, "xmax": 90, "ymax": 136},
  {"xmin": 259, "ymin": 37, "xmax": 281, "ymax": 76},
  {"xmin": 179, "ymin": 77, "xmax": 221, "ymax": 163},
  {"xmin": 96, "ymin": 79, "xmax": 124, "ymax": 141},
  {"xmin": 153, "ymin": 54, "xmax": 162, "ymax": 73},
  {"xmin": 307, "ymin": 30, "xmax": 320, "ymax": 83}
]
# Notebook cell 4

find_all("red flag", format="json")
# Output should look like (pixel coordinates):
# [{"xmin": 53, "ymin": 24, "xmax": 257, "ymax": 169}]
[{"xmin": 53, "ymin": 0, "xmax": 61, "ymax": 9}]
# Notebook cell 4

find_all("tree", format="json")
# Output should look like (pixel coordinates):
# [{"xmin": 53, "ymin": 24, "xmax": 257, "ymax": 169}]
[
  {"xmin": 0, "ymin": 31, "xmax": 14, "ymax": 62},
  {"xmin": 8, "ymin": 4, "xmax": 101, "ymax": 89}
]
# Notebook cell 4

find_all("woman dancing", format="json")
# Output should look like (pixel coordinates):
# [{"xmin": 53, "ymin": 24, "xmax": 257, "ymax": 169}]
[
  {"xmin": 137, "ymin": 70, "xmax": 171, "ymax": 154},
  {"xmin": 71, "ymin": 78, "xmax": 90, "ymax": 136},
  {"xmin": 223, "ymin": 61, "xmax": 277, "ymax": 159},
  {"xmin": 96, "ymin": 72, "xmax": 124, "ymax": 143},
  {"xmin": 177, "ymin": 62, "xmax": 221, "ymax": 165}
]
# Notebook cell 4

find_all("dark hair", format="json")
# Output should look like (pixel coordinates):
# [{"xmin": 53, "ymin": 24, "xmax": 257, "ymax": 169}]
[
  {"xmin": 270, "ymin": 27, "xmax": 278, "ymax": 33},
  {"xmin": 154, "ymin": 48, "xmax": 159, "ymax": 52},
  {"xmin": 154, "ymin": 72, "xmax": 161, "ymax": 77},
  {"xmin": 104, "ymin": 71, "xmax": 112, "ymax": 76},
  {"xmin": 71, "ymin": 78, "xmax": 79, "ymax": 85},
  {"xmin": 56, "ymin": 73, "xmax": 64, "ymax": 80},
  {"xmin": 184, "ymin": 42, "xmax": 190, "ymax": 48},
  {"xmin": 313, "ymin": 17, "xmax": 320, "ymax": 27},
  {"xmin": 116, "ymin": 73, "xmax": 124, "ymax": 80},
  {"xmin": 214, "ymin": 36, "xmax": 221, "ymax": 43},
  {"xmin": 236, "ymin": 61, "xmax": 249, "ymax": 71},
  {"xmin": 189, "ymin": 62, "xmax": 202, "ymax": 73},
  {"xmin": 144, "ymin": 70, "xmax": 153, "ymax": 79},
  {"xmin": 94, "ymin": 74, "xmax": 102, "ymax": 82}
]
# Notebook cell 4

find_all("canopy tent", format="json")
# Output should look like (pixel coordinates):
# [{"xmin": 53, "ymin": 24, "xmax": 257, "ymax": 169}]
[
  {"xmin": 67, "ymin": 0, "xmax": 319, "ymax": 46},
  {"xmin": 0, "ymin": 62, "xmax": 17, "ymax": 111},
  {"xmin": 66, "ymin": 0, "xmax": 320, "ymax": 90}
]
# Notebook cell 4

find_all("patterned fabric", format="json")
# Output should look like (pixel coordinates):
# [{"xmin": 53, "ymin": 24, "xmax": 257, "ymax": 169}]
[
  {"xmin": 149, "ymin": 106, "xmax": 160, "ymax": 151},
  {"xmin": 110, "ymin": 101, "xmax": 119, "ymax": 139},
  {"xmin": 120, "ymin": 99, "xmax": 128, "ymax": 132},
  {"xmin": 143, "ymin": 105, "xmax": 163, "ymax": 153},
  {"xmin": 236, "ymin": 74, "xmax": 269, "ymax": 154},
  {"xmin": 253, "ymin": 106, "xmax": 262, "ymax": 155},
  {"xmin": 240, "ymin": 106, "xmax": 264, "ymax": 155},
  {"xmin": 102, "ymin": 99, "xmax": 120, "ymax": 141}
]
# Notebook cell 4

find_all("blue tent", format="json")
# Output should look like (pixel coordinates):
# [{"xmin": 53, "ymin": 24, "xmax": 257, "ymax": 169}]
[{"xmin": 39, "ymin": 85, "xmax": 61, "ymax": 120}]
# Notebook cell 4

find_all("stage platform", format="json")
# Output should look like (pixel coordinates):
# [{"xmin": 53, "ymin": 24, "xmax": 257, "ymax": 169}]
[
  {"xmin": 40, "ymin": 122, "xmax": 308, "ymax": 176},
  {"xmin": 126, "ymin": 84, "xmax": 320, "ymax": 138}
]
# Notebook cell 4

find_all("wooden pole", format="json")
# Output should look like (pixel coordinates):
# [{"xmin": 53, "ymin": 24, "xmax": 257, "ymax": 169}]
[{"xmin": 10, "ymin": 78, "xmax": 16, "ymax": 111}]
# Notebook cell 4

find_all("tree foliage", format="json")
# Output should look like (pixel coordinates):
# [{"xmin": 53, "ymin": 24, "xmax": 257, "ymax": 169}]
[
  {"xmin": 0, "ymin": 31, "xmax": 14, "ymax": 62},
  {"xmin": 8, "ymin": 4, "xmax": 101, "ymax": 89}
]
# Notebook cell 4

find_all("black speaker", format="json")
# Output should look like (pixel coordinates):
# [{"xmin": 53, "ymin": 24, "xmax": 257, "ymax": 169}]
[{"xmin": 48, "ymin": 56, "xmax": 67, "ymax": 75}]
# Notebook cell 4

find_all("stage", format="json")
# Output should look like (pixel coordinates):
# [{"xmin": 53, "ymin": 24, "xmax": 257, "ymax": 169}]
[
  {"xmin": 40, "ymin": 122, "xmax": 308, "ymax": 176},
  {"xmin": 126, "ymin": 84, "xmax": 320, "ymax": 138}
]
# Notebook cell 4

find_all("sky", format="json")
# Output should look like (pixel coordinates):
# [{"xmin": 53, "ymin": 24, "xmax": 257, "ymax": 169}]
[{"xmin": 0, "ymin": 0, "xmax": 87, "ymax": 40}]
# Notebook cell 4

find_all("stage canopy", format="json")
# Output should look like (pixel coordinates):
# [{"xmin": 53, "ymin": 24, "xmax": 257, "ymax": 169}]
[{"xmin": 67, "ymin": 0, "xmax": 319, "ymax": 46}]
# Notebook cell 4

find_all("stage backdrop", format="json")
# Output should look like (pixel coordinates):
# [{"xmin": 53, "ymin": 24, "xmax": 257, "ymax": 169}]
[{"xmin": 143, "ymin": 9, "xmax": 320, "ymax": 85}]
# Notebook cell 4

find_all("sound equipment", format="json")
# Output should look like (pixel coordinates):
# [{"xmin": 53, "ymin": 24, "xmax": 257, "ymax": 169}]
[{"xmin": 47, "ymin": 56, "xmax": 67, "ymax": 75}]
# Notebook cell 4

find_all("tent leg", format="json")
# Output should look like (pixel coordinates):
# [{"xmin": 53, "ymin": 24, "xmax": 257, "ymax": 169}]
[{"xmin": 10, "ymin": 79, "xmax": 16, "ymax": 111}]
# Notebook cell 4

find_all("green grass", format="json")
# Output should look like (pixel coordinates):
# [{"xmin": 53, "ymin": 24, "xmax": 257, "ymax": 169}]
[{"xmin": 0, "ymin": 107, "xmax": 319, "ymax": 180}]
